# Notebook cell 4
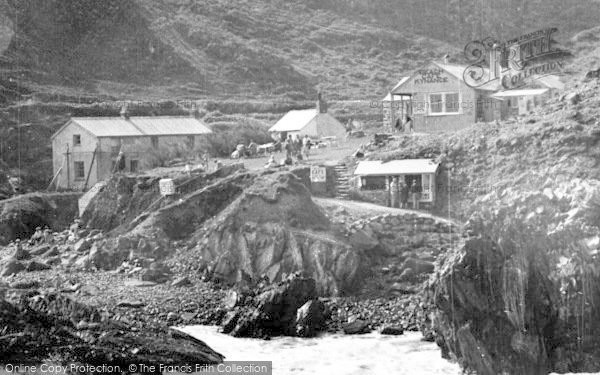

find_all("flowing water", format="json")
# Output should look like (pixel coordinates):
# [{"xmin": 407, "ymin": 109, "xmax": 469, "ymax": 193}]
[{"xmin": 179, "ymin": 325, "xmax": 461, "ymax": 375}]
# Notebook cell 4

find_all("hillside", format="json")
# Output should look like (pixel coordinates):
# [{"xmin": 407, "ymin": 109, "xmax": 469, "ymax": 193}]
[
  {"xmin": 0, "ymin": 0, "xmax": 452, "ymax": 101},
  {"xmin": 0, "ymin": 0, "xmax": 599, "ymax": 193}
]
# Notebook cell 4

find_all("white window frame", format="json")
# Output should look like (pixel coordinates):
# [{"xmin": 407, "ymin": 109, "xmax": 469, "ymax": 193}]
[{"xmin": 428, "ymin": 92, "xmax": 462, "ymax": 116}]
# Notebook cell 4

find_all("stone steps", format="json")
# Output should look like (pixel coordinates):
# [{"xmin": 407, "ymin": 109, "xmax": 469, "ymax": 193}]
[{"xmin": 334, "ymin": 163, "xmax": 351, "ymax": 200}]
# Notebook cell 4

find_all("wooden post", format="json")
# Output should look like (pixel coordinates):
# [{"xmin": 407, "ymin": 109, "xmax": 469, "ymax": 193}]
[
  {"xmin": 83, "ymin": 145, "xmax": 98, "ymax": 191},
  {"xmin": 65, "ymin": 144, "xmax": 70, "ymax": 189}
]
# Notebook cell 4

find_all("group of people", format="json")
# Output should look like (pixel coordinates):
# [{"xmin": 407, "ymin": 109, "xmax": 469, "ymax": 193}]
[
  {"xmin": 231, "ymin": 140, "xmax": 259, "ymax": 159},
  {"xmin": 283, "ymin": 134, "xmax": 312, "ymax": 163},
  {"xmin": 388, "ymin": 178, "xmax": 422, "ymax": 210},
  {"xmin": 394, "ymin": 115, "xmax": 414, "ymax": 133}
]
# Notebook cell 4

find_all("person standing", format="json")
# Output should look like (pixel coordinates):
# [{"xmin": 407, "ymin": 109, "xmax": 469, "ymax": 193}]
[
  {"xmin": 113, "ymin": 151, "xmax": 126, "ymax": 173},
  {"xmin": 400, "ymin": 180, "xmax": 409, "ymax": 209},
  {"xmin": 302, "ymin": 135, "xmax": 311, "ymax": 160},
  {"xmin": 405, "ymin": 115, "xmax": 414, "ymax": 133},
  {"xmin": 410, "ymin": 180, "xmax": 421, "ymax": 210},
  {"xmin": 390, "ymin": 177, "xmax": 399, "ymax": 208},
  {"xmin": 284, "ymin": 135, "xmax": 294, "ymax": 162}
]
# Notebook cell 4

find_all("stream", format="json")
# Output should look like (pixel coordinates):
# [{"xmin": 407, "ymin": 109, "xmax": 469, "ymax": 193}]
[{"xmin": 179, "ymin": 325, "xmax": 461, "ymax": 375}]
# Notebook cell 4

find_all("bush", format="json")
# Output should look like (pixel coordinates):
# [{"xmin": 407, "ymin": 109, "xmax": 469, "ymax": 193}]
[{"xmin": 202, "ymin": 120, "xmax": 273, "ymax": 157}]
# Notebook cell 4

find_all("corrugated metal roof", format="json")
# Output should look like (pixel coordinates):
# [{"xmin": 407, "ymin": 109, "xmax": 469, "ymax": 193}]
[
  {"xmin": 130, "ymin": 117, "xmax": 212, "ymax": 136},
  {"xmin": 269, "ymin": 109, "xmax": 317, "ymax": 132},
  {"xmin": 71, "ymin": 117, "xmax": 143, "ymax": 137},
  {"xmin": 354, "ymin": 159, "xmax": 440, "ymax": 176},
  {"xmin": 67, "ymin": 116, "xmax": 211, "ymax": 138},
  {"xmin": 491, "ymin": 88, "xmax": 549, "ymax": 97}
]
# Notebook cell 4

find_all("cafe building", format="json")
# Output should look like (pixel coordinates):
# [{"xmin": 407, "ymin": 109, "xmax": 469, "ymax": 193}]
[
  {"xmin": 382, "ymin": 61, "xmax": 506, "ymax": 133},
  {"xmin": 353, "ymin": 159, "xmax": 440, "ymax": 208}
]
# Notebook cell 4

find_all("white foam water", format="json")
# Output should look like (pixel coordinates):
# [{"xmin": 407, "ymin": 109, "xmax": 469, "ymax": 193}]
[{"xmin": 178, "ymin": 325, "xmax": 461, "ymax": 375}]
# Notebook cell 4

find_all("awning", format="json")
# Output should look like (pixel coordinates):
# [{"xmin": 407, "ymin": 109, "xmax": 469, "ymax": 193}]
[
  {"xmin": 491, "ymin": 88, "xmax": 549, "ymax": 98},
  {"xmin": 354, "ymin": 159, "xmax": 439, "ymax": 176}
]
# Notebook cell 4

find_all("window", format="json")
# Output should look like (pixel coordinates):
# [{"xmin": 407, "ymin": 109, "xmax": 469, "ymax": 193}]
[
  {"xmin": 361, "ymin": 176, "xmax": 387, "ymax": 191},
  {"xmin": 151, "ymin": 136, "xmax": 159, "ymax": 148},
  {"xmin": 74, "ymin": 161, "xmax": 85, "ymax": 179},
  {"xmin": 445, "ymin": 93, "xmax": 460, "ymax": 113},
  {"xmin": 429, "ymin": 92, "xmax": 461, "ymax": 115},
  {"xmin": 187, "ymin": 136, "xmax": 195, "ymax": 149},
  {"xmin": 122, "ymin": 138, "xmax": 134, "ymax": 145},
  {"xmin": 73, "ymin": 134, "xmax": 81, "ymax": 146},
  {"xmin": 130, "ymin": 160, "xmax": 139, "ymax": 173},
  {"xmin": 430, "ymin": 94, "xmax": 443, "ymax": 113}
]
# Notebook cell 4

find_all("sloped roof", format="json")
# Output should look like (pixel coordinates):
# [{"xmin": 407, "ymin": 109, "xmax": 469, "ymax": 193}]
[
  {"xmin": 70, "ymin": 117, "xmax": 142, "ymax": 137},
  {"xmin": 354, "ymin": 159, "xmax": 440, "ymax": 176},
  {"xmin": 535, "ymin": 75, "xmax": 565, "ymax": 90},
  {"xmin": 390, "ymin": 77, "xmax": 410, "ymax": 92},
  {"xmin": 53, "ymin": 116, "xmax": 212, "ymax": 139},
  {"xmin": 491, "ymin": 88, "xmax": 549, "ymax": 97},
  {"xmin": 269, "ymin": 109, "xmax": 318, "ymax": 132},
  {"xmin": 129, "ymin": 117, "xmax": 212, "ymax": 136},
  {"xmin": 392, "ymin": 61, "xmax": 501, "ymax": 93}
]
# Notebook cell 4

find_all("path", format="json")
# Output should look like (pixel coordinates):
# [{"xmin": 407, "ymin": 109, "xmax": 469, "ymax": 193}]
[{"xmin": 313, "ymin": 197, "xmax": 461, "ymax": 227}]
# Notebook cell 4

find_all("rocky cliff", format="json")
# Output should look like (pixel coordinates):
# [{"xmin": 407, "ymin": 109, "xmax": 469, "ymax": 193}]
[
  {"xmin": 0, "ymin": 192, "xmax": 80, "ymax": 245},
  {"xmin": 428, "ymin": 181, "xmax": 600, "ymax": 374}
]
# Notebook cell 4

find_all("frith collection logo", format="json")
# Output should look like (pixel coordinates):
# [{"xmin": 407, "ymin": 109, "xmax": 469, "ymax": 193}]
[{"xmin": 463, "ymin": 27, "xmax": 572, "ymax": 89}]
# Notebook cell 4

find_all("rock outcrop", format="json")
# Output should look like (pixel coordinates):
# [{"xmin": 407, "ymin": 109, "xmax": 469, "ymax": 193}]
[
  {"xmin": 428, "ymin": 185, "xmax": 600, "ymax": 374},
  {"xmin": 0, "ymin": 192, "xmax": 80, "ymax": 245},
  {"xmin": 221, "ymin": 273, "xmax": 324, "ymax": 338},
  {"xmin": 0, "ymin": 292, "xmax": 224, "ymax": 365},
  {"xmin": 193, "ymin": 172, "xmax": 365, "ymax": 295}
]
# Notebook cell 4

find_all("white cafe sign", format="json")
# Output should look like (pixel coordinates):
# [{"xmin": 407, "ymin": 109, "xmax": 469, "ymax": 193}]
[{"xmin": 310, "ymin": 166, "xmax": 326, "ymax": 182}]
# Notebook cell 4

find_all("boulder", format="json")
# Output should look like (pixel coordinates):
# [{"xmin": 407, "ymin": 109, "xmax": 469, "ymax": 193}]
[
  {"xmin": 74, "ymin": 238, "xmax": 91, "ymax": 253},
  {"xmin": 116, "ymin": 300, "xmax": 146, "ymax": 308},
  {"xmin": 1, "ymin": 259, "xmax": 25, "ymax": 276},
  {"xmin": 348, "ymin": 228, "xmax": 379, "ymax": 251},
  {"xmin": 221, "ymin": 310, "xmax": 241, "ymax": 334},
  {"xmin": 140, "ymin": 263, "xmax": 171, "ymax": 283},
  {"xmin": 342, "ymin": 319, "xmax": 371, "ymax": 335},
  {"xmin": 26, "ymin": 260, "xmax": 51, "ymax": 272},
  {"xmin": 398, "ymin": 267, "xmax": 417, "ymax": 282},
  {"xmin": 295, "ymin": 300, "xmax": 326, "ymax": 337},
  {"xmin": 565, "ymin": 92, "xmax": 581, "ymax": 105},
  {"xmin": 29, "ymin": 245, "xmax": 50, "ymax": 256},
  {"xmin": 9, "ymin": 280, "xmax": 40, "ymax": 289},
  {"xmin": 43, "ymin": 246, "xmax": 60, "ymax": 258},
  {"xmin": 400, "ymin": 258, "xmax": 434, "ymax": 275},
  {"xmin": 380, "ymin": 325, "xmax": 404, "ymax": 335},
  {"xmin": 171, "ymin": 276, "xmax": 191, "ymax": 287},
  {"xmin": 224, "ymin": 290, "xmax": 241, "ymax": 309},
  {"xmin": 226, "ymin": 274, "xmax": 318, "ymax": 338},
  {"xmin": 14, "ymin": 246, "xmax": 31, "ymax": 261}
]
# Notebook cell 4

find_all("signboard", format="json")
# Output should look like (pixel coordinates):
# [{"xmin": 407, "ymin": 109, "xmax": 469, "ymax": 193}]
[
  {"xmin": 159, "ymin": 178, "xmax": 176, "ymax": 196},
  {"xmin": 310, "ymin": 166, "xmax": 326, "ymax": 182}
]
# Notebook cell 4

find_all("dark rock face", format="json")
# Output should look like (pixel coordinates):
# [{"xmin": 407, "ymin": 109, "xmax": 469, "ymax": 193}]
[
  {"xmin": 380, "ymin": 325, "xmax": 404, "ymax": 335},
  {"xmin": 295, "ymin": 300, "xmax": 326, "ymax": 337},
  {"xmin": 428, "ymin": 188, "xmax": 600, "ymax": 375},
  {"xmin": 1, "ymin": 258, "xmax": 25, "ymax": 276},
  {"xmin": 223, "ymin": 274, "xmax": 320, "ymax": 338},
  {"xmin": 0, "ymin": 192, "xmax": 80, "ymax": 245},
  {"xmin": 342, "ymin": 319, "xmax": 371, "ymax": 335},
  {"xmin": 0, "ymin": 292, "xmax": 224, "ymax": 365},
  {"xmin": 194, "ymin": 172, "xmax": 366, "ymax": 295},
  {"xmin": 430, "ymin": 235, "xmax": 559, "ymax": 375}
]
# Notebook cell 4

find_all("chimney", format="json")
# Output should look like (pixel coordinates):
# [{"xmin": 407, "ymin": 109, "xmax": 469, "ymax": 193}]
[
  {"xmin": 189, "ymin": 103, "xmax": 200, "ymax": 119},
  {"xmin": 443, "ymin": 54, "xmax": 450, "ymax": 64},
  {"xmin": 316, "ymin": 92, "xmax": 328, "ymax": 113},
  {"xmin": 120, "ymin": 104, "xmax": 130, "ymax": 119}
]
